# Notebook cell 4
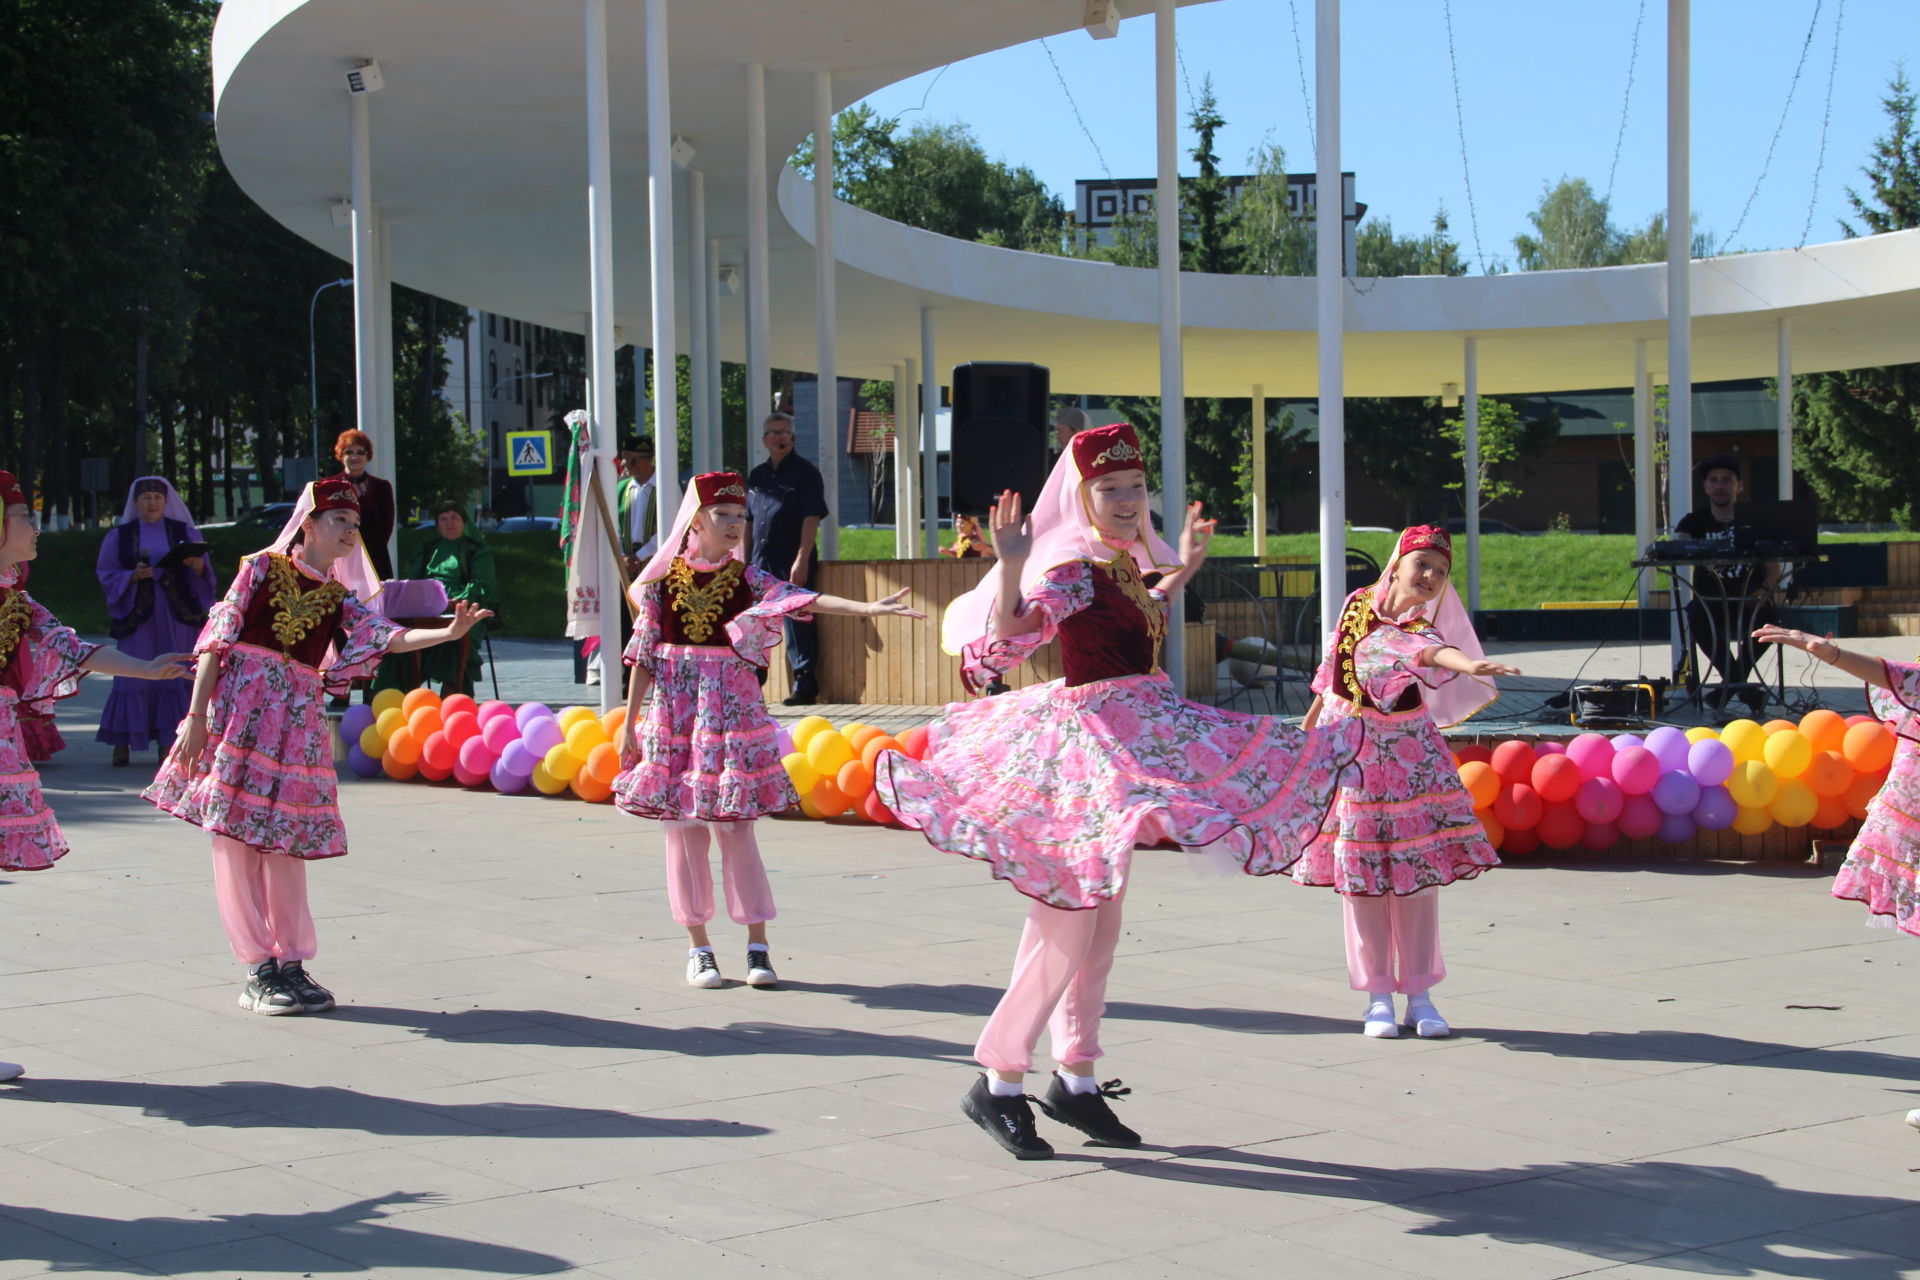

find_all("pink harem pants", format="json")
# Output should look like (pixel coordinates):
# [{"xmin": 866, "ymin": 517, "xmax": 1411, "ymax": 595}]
[
  {"xmin": 1343, "ymin": 889, "xmax": 1445, "ymax": 994},
  {"xmin": 210, "ymin": 834, "xmax": 316, "ymax": 966},
  {"xmin": 976, "ymin": 887, "xmax": 1127, "ymax": 1075},
  {"xmin": 664, "ymin": 819, "xmax": 777, "ymax": 928}
]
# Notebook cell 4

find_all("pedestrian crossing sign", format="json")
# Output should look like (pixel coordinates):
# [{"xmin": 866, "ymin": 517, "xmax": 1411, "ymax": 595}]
[{"xmin": 506, "ymin": 430, "xmax": 553, "ymax": 476}]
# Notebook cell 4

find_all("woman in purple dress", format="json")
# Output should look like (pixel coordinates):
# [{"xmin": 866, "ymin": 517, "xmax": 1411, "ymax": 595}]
[{"xmin": 95, "ymin": 477, "xmax": 217, "ymax": 766}]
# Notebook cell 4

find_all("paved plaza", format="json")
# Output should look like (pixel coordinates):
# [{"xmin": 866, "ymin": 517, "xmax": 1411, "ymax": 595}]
[{"xmin": 4, "ymin": 636, "xmax": 1919, "ymax": 1278}]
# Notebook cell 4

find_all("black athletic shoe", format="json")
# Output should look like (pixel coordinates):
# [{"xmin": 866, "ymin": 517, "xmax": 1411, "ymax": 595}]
[
  {"xmin": 238, "ymin": 960, "xmax": 301, "ymax": 1015},
  {"xmin": 1035, "ymin": 1075, "xmax": 1141, "ymax": 1148},
  {"xmin": 276, "ymin": 961, "xmax": 336, "ymax": 1013},
  {"xmin": 961, "ymin": 1075, "xmax": 1053, "ymax": 1160},
  {"xmin": 781, "ymin": 690, "xmax": 818, "ymax": 707}
]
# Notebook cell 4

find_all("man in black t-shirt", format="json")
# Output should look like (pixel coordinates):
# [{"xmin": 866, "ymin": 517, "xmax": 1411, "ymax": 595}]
[
  {"xmin": 747, "ymin": 411, "xmax": 831, "ymax": 706},
  {"xmin": 1675, "ymin": 454, "xmax": 1780, "ymax": 695}
]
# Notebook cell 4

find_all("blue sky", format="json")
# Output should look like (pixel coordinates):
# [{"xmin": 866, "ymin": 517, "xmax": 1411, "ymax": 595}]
[{"xmin": 854, "ymin": 0, "xmax": 1917, "ymax": 271}]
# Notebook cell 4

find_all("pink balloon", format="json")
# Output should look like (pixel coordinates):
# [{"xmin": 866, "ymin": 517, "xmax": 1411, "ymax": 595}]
[
  {"xmin": 453, "ymin": 760, "xmax": 489, "ymax": 788},
  {"xmin": 457, "ymin": 736, "xmax": 496, "ymax": 777},
  {"xmin": 1580, "ymin": 821, "xmax": 1621, "ymax": 851},
  {"xmin": 1534, "ymin": 741, "xmax": 1567, "ymax": 757},
  {"xmin": 1566, "ymin": 732, "xmax": 1616, "ymax": 780},
  {"xmin": 1612, "ymin": 746, "xmax": 1662, "ymax": 796},
  {"xmin": 481, "ymin": 715, "xmax": 522, "ymax": 755},
  {"xmin": 1574, "ymin": 775, "xmax": 1623, "ymax": 824},
  {"xmin": 475, "ymin": 700, "xmax": 514, "ymax": 726},
  {"xmin": 1618, "ymin": 793, "xmax": 1663, "ymax": 839}
]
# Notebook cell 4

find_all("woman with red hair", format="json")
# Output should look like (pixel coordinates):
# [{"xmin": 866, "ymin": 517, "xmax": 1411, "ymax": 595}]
[
  {"xmin": 1297, "ymin": 526, "xmax": 1517, "ymax": 1040},
  {"xmin": 333, "ymin": 429, "xmax": 395, "ymax": 580}
]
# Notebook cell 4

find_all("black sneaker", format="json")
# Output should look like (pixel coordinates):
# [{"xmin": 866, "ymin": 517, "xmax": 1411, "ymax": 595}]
[
  {"xmin": 1035, "ymin": 1075, "xmax": 1141, "ymax": 1148},
  {"xmin": 238, "ymin": 960, "xmax": 301, "ymax": 1015},
  {"xmin": 276, "ymin": 961, "xmax": 336, "ymax": 1013},
  {"xmin": 961, "ymin": 1075, "xmax": 1053, "ymax": 1160},
  {"xmin": 780, "ymin": 690, "xmax": 818, "ymax": 707},
  {"xmin": 745, "ymin": 948, "xmax": 778, "ymax": 988}
]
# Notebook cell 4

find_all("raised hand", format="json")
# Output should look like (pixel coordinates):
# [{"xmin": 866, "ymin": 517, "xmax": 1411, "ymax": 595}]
[
  {"xmin": 865, "ymin": 588, "xmax": 928, "ymax": 620},
  {"xmin": 446, "ymin": 601, "xmax": 495, "ymax": 638},
  {"xmin": 1752, "ymin": 623, "xmax": 1826, "ymax": 656},
  {"xmin": 1178, "ymin": 501, "xmax": 1217, "ymax": 570},
  {"xmin": 143, "ymin": 652, "xmax": 196, "ymax": 681},
  {"xmin": 989, "ymin": 490, "xmax": 1031, "ymax": 563}
]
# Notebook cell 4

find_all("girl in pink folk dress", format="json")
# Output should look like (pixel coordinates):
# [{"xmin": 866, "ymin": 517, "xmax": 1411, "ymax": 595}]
[
  {"xmin": 1753, "ymin": 622, "xmax": 1920, "ymax": 1133},
  {"xmin": 1298, "ymin": 526, "xmax": 1518, "ymax": 1041},
  {"xmin": 614, "ymin": 470, "xmax": 923, "ymax": 990},
  {"xmin": 145, "ymin": 476, "xmax": 489, "ymax": 1018},
  {"xmin": 0, "ymin": 469, "xmax": 195, "ymax": 1082},
  {"xmin": 874, "ymin": 423, "xmax": 1362, "ymax": 1160}
]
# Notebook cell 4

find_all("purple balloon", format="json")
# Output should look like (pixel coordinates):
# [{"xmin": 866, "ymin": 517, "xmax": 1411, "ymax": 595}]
[
  {"xmin": 514, "ymin": 702, "xmax": 554, "ymax": 731},
  {"xmin": 1619, "ymin": 793, "xmax": 1663, "ymax": 839},
  {"xmin": 1611, "ymin": 733, "xmax": 1644, "ymax": 754},
  {"xmin": 499, "ymin": 739, "xmax": 539, "ymax": 778},
  {"xmin": 491, "ymin": 758, "xmax": 531, "ymax": 794},
  {"xmin": 1644, "ymin": 726, "xmax": 1692, "ymax": 772},
  {"xmin": 1692, "ymin": 784, "xmax": 1737, "ymax": 830},
  {"xmin": 340, "ymin": 705, "xmax": 376, "ymax": 742},
  {"xmin": 346, "ymin": 744, "xmax": 382, "ymax": 778},
  {"xmin": 1686, "ymin": 738, "xmax": 1735, "ymax": 787},
  {"xmin": 775, "ymin": 725, "xmax": 795, "ymax": 757},
  {"xmin": 1535, "ymin": 741, "xmax": 1567, "ymax": 757},
  {"xmin": 481, "ymin": 715, "xmax": 522, "ymax": 755},
  {"xmin": 521, "ymin": 716, "xmax": 565, "ymax": 757},
  {"xmin": 1574, "ymin": 776, "xmax": 1624, "ymax": 824},
  {"xmin": 1652, "ymin": 769, "xmax": 1702, "ymax": 816},
  {"xmin": 1656, "ymin": 811, "xmax": 1698, "ymax": 844}
]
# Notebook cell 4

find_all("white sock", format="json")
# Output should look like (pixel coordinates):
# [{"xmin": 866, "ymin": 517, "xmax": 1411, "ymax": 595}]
[
  {"xmin": 1057, "ymin": 1071, "xmax": 1099, "ymax": 1095},
  {"xmin": 1367, "ymin": 991, "xmax": 1394, "ymax": 1009},
  {"xmin": 688, "ymin": 945, "xmax": 713, "ymax": 956},
  {"xmin": 986, "ymin": 1075, "xmax": 1024, "ymax": 1098}
]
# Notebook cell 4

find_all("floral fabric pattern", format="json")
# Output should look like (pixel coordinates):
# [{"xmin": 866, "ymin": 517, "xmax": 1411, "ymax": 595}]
[
  {"xmin": 1295, "ymin": 620, "xmax": 1499, "ymax": 896},
  {"xmin": 724, "ymin": 566, "xmax": 819, "ymax": 669},
  {"xmin": 959, "ymin": 561, "xmax": 1095, "ymax": 690},
  {"xmin": 0, "ymin": 605, "xmax": 101, "ymax": 871},
  {"xmin": 1833, "ymin": 660, "xmax": 1920, "ymax": 937}
]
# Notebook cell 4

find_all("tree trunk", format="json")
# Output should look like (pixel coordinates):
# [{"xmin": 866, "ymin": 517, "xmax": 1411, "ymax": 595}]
[
  {"xmin": 18, "ymin": 342, "xmax": 39, "ymax": 508},
  {"xmin": 45, "ymin": 328, "xmax": 69, "ymax": 527}
]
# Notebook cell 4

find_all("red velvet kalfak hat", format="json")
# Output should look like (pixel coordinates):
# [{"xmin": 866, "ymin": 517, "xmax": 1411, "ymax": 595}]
[
  {"xmin": 311, "ymin": 474, "xmax": 361, "ymax": 514},
  {"xmin": 1071, "ymin": 423, "xmax": 1147, "ymax": 480},
  {"xmin": 0, "ymin": 471, "xmax": 26, "ymax": 511},
  {"xmin": 1397, "ymin": 524, "xmax": 1452, "ymax": 561},
  {"xmin": 694, "ymin": 471, "xmax": 748, "ymax": 506}
]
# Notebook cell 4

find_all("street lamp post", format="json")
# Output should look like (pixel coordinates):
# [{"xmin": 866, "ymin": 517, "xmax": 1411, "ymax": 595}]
[
  {"xmin": 307, "ymin": 277, "xmax": 353, "ymax": 489},
  {"xmin": 489, "ymin": 371, "xmax": 554, "ymax": 516}
]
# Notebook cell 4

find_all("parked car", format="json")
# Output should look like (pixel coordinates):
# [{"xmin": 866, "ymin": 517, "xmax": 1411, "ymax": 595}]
[
  {"xmin": 490, "ymin": 515, "xmax": 561, "ymax": 534},
  {"xmin": 199, "ymin": 502, "xmax": 296, "ymax": 531}
]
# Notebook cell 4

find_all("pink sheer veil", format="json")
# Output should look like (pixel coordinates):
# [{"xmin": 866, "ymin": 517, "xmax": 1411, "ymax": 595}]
[
  {"xmin": 263, "ymin": 480, "xmax": 384, "ymax": 603},
  {"xmin": 626, "ymin": 484, "xmax": 746, "ymax": 608},
  {"xmin": 940, "ymin": 433, "xmax": 1180, "ymax": 657},
  {"xmin": 120, "ymin": 476, "xmax": 197, "ymax": 527},
  {"xmin": 1369, "ymin": 529, "xmax": 1495, "ymax": 727}
]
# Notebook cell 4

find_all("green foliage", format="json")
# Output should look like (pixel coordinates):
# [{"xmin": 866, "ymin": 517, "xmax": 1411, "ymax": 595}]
[
  {"xmin": 1512, "ymin": 177, "xmax": 1712, "ymax": 270},
  {"xmin": 1440, "ymin": 397, "xmax": 1563, "ymax": 514}
]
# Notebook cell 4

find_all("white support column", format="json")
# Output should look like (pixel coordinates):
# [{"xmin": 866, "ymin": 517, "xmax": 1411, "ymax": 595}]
[
  {"xmin": 745, "ymin": 62, "xmax": 771, "ymax": 436},
  {"xmin": 587, "ymin": 0, "xmax": 624, "ymax": 711},
  {"xmin": 688, "ymin": 171, "xmax": 712, "ymax": 475},
  {"xmin": 891, "ymin": 362, "xmax": 911, "ymax": 558},
  {"xmin": 1634, "ymin": 338, "xmax": 1654, "ymax": 606},
  {"xmin": 645, "ymin": 0, "xmax": 679, "ymax": 523},
  {"xmin": 1463, "ymin": 337, "xmax": 1481, "ymax": 613},
  {"xmin": 902, "ymin": 356, "xmax": 920, "ymax": 556},
  {"xmin": 1665, "ymin": 0, "xmax": 1692, "ymax": 531},
  {"xmin": 1315, "ymin": 0, "xmax": 1347, "ymax": 640},
  {"xmin": 705, "ymin": 236, "xmax": 722, "ymax": 472},
  {"xmin": 920, "ymin": 308, "xmax": 939, "ymax": 558},
  {"xmin": 812, "ymin": 71, "xmax": 839, "ymax": 559},
  {"xmin": 348, "ymin": 92, "xmax": 378, "ymax": 482},
  {"xmin": 1777, "ymin": 316, "xmax": 1793, "ymax": 500},
  {"xmin": 374, "ymin": 219, "xmax": 396, "ymax": 573},
  {"xmin": 1154, "ymin": 0, "xmax": 1186, "ymax": 683},
  {"xmin": 1251, "ymin": 384, "xmax": 1268, "ymax": 558}
]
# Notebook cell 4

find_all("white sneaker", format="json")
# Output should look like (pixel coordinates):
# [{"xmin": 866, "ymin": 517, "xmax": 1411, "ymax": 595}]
[
  {"xmin": 0, "ymin": 1060, "xmax": 21, "ymax": 1082},
  {"xmin": 745, "ymin": 948, "xmax": 778, "ymax": 988},
  {"xmin": 686, "ymin": 950, "xmax": 723, "ymax": 988},
  {"xmin": 1906, "ymin": 1109, "xmax": 1920, "ymax": 1132},
  {"xmin": 1405, "ymin": 996, "xmax": 1451, "ymax": 1039},
  {"xmin": 1363, "ymin": 999, "xmax": 1399, "ymax": 1038}
]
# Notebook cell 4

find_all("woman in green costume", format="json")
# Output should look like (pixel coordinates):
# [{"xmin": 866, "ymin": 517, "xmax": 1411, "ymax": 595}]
[{"xmin": 373, "ymin": 503, "xmax": 495, "ymax": 698}]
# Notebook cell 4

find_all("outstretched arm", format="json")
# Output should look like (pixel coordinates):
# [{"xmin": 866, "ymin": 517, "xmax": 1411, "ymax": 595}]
[
  {"xmin": 807, "ymin": 588, "xmax": 926, "ymax": 620},
  {"xmin": 1753, "ymin": 624, "xmax": 1890, "ymax": 689},
  {"xmin": 385, "ymin": 600, "xmax": 494, "ymax": 654},
  {"xmin": 1421, "ymin": 645, "xmax": 1521, "ymax": 678},
  {"xmin": 80, "ymin": 648, "xmax": 193, "ymax": 681}
]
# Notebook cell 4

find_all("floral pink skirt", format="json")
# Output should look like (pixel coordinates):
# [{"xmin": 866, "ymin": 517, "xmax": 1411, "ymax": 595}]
[
  {"xmin": 143, "ymin": 643, "xmax": 348, "ymax": 859},
  {"xmin": 19, "ymin": 714, "xmax": 63, "ymax": 763},
  {"xmin": 1832, "ymin": 742, "xmax": 1919, "ymax": 938},
  {"xmin": 873, "ymin": 670, "xmax": 1363, "ymax": 910},
  {"xmin": 613, "ymin": 645, "xmax": 796, "ymax": 822},
  {"xmin": 0, "ymin": 695, "xmax": 68, "ymax": 871},
  {"xmin": 1293, "ymin": 702, "xmax": 1498, "ymax": 896}
]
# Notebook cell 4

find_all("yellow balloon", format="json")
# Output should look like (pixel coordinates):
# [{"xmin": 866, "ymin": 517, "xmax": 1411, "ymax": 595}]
[
  {"xmin": 1720, "ymin": 719, "xmax": 1768, "ymax": 764},
  {"xmin": 1731, "ymin": 804, "xmax": 1774, "ymax": 835},
  {"xmin": 358, "ymin": 725, "xmax": 386, "ymax": 758},
  {"xmin": 370, "ymin": 687, "xmax": 405, "ymax": 717},
  {"xmin": 543, "ymin": 742, "xmax": 582, "ymax": 781},
  {"xmin": 565, "ymin": 719, "xmax": 610, "ymax": 759},
  {"xmin": 841, "ymin": 721, "xmax": 871, "ymax": 741},
  {"xmin": 805, "ymin": 730, "xmax": 855, "ymax": 776},
  {"xmin": 375, "ymin": 707, "xmax": 407, "ymax": 739},
  {"xmin": 556, "ymin": 706, "xmax": 596, "ymax": 731},
  {"xmin": 1727, "ymin": 759, "xmax": 1780, "ymax": 809},
  {"xmin": 790, "ymin": 714, "xmax": 832, "ymax": 751},
  {"xmin": 1684, "ymin": 726, "xmax": 1721, "ymax": 745},
  {"xmin": 531, "ymin": 762, "xmax": 569, "ymax": 795},
  {"xmin": 782, "ymin": 752, "xmax": 820, "ymax": 795},
  {"xmin": 1770, "ymin": 778, "xmax": 1819, "ymax": 827},
  {"xmin": 1762, "ymin": 729, "xmax": 1813, "ymax": 780}
]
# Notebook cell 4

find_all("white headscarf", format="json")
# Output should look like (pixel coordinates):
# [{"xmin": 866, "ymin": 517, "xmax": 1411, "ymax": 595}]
[{"xmin": 120, "ymin": 476, "xmax": 196, "ymax": 527}]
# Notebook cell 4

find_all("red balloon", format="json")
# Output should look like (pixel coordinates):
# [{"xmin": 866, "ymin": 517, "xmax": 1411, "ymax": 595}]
[
  {"xmin": 421, "ymin": 730, "xmax": 457, "ymax": 772},
  {"xmin": 417, "ymin": 753, "xmax": 454, "ymax": 782},
  {"xmin": 1493, "ymin": 781, "xmax": 1544, "ymax": 831},
  {"xmin": 1537, "ymin": 800, "xmax": 1585, "ymax": 849},
  {"xmin": 1580, "ymin": 820, "xmax": 1622, "ymax": 851},
  {"xmin": 1453, "ymin": 743, "xmax": 1494, "ymax": 767},
  {"xmin": 861, "ymin": 789, "xmax": 897, "ymax": 826},
  {"xmin": 1501, "ymin": 827, "xmax": 1540, "ymax": 856},
  {"xmin": 442, "ymin": 710, "xmax": 481, "ymax": 747},
  {"xmin": 1618, "ymin": 792, "xmax": 1664, "ymax": 839},
  {"xmin": 1531, "ymin": 754, "xmax": 1582, "ymax": 804},
  {"xmin": 897, "ymin": 725, "xmax": 931, "ymax": 760},
  {"xmin": 1490, "ymin": 740, "xmax": 1538, "ymax": 786}
]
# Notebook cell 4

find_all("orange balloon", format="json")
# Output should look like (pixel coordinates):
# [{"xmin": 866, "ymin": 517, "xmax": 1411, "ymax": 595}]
[
  {"xmin": 400, "ymin": 687, "xmax": 441, "ymax": 718},
  {"xmin": 810, "ymin": 778, "xmax": 849, "ymax": 817},
  {"xmin": 1844, "ymin": 769, "xmax": 1887, "ymax": 820},
  {"xmin": 1478, "ymin": 809, "xmax": 1506, "ymax": 848},
  {"xmin": 381, "ymin": 749, "xmax": 419, "ymax": 781},
  {"xmin": 848, "ymin": 726, "xmax": 887, "ymax": 753},
  {"xmin": 408, "ymin": 705, "xmax": 444, "ymax": 740},
  {"xmin": 600, "ymin": 706, "xmax": 627, "ymax": 739},
  {"xmin": 1843, "ymin": 721, "xmax": 1896, "ymax": 773},
  {"xmin": 587, "ymin": 742, "xmax": 622, "ymax": 786},
  {"xmin": 836, "ymin": 759, "xmax": 874, "ymax": 801},
  {"xmin": 897, "ymin": 725, "xmax": 930, "ymax": 760},
  {"xmin": 1457, "ymin": 761, "xmax": 1500, "ymax": 811},
  {"xmin": 1762, "ymin": 719, "xmax": 1799, "ymax": 737},
  {"xmin": 861, "ymin": 735, "xmax": 904, "ymax": 774},
  {"xmin": 798, "ymin": 790, "xmax": 827, "ymax": 819},
  {"xmin": 1798, "ymin": 708, "xmax": 1847, "ymax": 755},
  {"xmin": 385, "ymin": 725, "xmax": 422, "ymax": 765},
  {"xmin": 861, "ymin": 789, "xmax": 897, "ymax": 826},
  {"xmin": 1811, "ymin": 795, "xmax": 1851, "ymax": 830},
  {"xmin": 571, "ymin": 770, "xmax": 613, "ymax": 802},
  {"xmin": 1802, "ymin": 750, "xmax": 1852, "ymax": 798}
]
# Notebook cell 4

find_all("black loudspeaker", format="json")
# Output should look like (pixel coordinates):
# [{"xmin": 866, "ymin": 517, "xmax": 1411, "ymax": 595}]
[{"xmin": 949, "ymin": 362, "xmax": 1050, "ymax": 516}]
